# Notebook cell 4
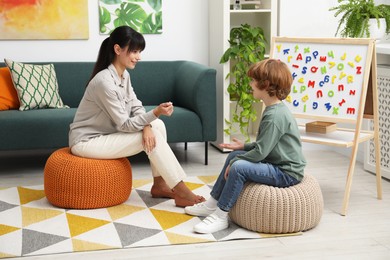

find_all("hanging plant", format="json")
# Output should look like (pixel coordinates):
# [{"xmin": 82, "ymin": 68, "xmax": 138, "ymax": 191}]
[{"xmin": 220, "ymin": 23, "xmax": 267, "ymax": 141}]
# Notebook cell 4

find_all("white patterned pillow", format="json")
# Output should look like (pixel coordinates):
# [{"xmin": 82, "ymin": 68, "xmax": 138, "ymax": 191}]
[{"xmin": 4, "ymin": 59, "xmax": 68, "ymax": 111}]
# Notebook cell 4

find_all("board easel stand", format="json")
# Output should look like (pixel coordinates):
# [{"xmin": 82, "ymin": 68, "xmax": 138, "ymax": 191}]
[{"xmin": 271, "ymin": 37, "xmax": 382, "ymax": 216}]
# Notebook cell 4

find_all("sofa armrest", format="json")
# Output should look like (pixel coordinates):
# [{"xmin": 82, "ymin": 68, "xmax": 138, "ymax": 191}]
[{"xmin": 174, "ymin": 61, "xmax": 217, "ymax": 141}]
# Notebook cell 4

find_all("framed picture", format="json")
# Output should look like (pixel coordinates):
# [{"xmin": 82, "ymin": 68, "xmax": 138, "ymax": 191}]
[
  {"xmin": 0, "ymin": 0, "xmax": 89, "ymax": 40},
  {"xmin": 99, "ymin": 0, "xmax": 162, "ymax": 34}
]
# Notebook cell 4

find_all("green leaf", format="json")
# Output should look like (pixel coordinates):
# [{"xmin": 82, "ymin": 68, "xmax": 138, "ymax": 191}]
[
  {"xmin": 100, "ymin": 0, "xmax": 122, "ymax": 4},
  {"xmin": 148, "ymin": 0, "xmax": 162, "ymax": 12},
  {"xmin": 99, "ymin": 6, "xmax": 111, "ymax": 33},
  {"xmin": 118, "ymin": 2, "xmax": 148, "ymax": 30},
  {"xmin": 140, "ymin": 12, "xmax": 162, "ymax": 34}
]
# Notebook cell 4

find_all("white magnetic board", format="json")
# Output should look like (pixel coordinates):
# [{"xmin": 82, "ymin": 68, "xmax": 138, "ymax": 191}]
[{"xmin": 271, "ymin": 37, "xmax": 374, "ymax": 123}]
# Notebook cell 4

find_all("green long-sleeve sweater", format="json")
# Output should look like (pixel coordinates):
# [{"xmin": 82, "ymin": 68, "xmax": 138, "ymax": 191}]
[{"xmin": 230, "ymin": 102, "xmax": 306, "ymax": 181}]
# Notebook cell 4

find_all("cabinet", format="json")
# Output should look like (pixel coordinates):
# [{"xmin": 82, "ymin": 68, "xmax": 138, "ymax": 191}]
[
  {"xmin": 365, "ymin": 64, "xmax": 390, "ymax": 180},
  {"xmin": 208, "ymin": 0, "xmax": 278, "ymax": 151}
]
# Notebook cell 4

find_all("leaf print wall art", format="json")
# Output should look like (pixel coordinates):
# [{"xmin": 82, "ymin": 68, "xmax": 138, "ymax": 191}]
[{"xmin": 99, "ymin": 0, "xmax": 162, "ymax": 34}]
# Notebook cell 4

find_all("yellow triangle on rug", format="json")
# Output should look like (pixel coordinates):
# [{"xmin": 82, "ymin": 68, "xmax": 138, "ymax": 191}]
[{"xmin": 0, "ymin": 175, "xmax": 301, "ymax": 258}]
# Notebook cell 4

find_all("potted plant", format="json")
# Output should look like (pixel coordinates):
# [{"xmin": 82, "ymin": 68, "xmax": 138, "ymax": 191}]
[
  {"xmin": 220, "ymin": 23, "xmax": 267, "ymax": 141},
  {"xmin": 329, "ymin": 0, "xmax": 390, "ymax": 38}
]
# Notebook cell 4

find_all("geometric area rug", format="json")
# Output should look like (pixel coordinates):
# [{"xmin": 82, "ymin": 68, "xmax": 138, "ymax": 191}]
[{"xmin": 0, "ymin": 175, "xmax": 300, "ymax": 258}]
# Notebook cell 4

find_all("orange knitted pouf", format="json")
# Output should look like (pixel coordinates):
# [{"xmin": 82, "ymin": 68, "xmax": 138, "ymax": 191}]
[{"xmin": 44, "ymin": 147, "xmax": 132, "ymax": 209}]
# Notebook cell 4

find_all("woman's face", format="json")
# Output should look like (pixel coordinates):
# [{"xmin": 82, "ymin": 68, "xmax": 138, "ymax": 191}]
[{"xmin": 116, "ymin": 45, "xmax": 142, "ymax": 70}]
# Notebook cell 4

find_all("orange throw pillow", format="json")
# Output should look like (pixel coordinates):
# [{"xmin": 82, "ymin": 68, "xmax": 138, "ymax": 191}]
[{"xmin": 0, "ymin": 67, "xmax": 19, "ymax": 110}]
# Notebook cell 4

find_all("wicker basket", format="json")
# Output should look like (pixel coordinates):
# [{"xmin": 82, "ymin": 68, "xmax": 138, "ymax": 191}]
[
  {"xmin": 44, "ymin": 147, "xmax": 132, "ymax": 209},
  {"xmin": 229, "ymin": 174, "xmax": 323, "ymax": 234}
]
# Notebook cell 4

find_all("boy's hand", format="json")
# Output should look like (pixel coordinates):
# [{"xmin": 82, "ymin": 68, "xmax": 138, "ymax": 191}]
[{"xmin": 219, "ymin": 138, "xmax": 244, "ymax": 150}]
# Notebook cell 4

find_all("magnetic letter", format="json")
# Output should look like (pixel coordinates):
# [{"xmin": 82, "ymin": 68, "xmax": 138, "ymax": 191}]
[
  {"xmin": 292, "ymin": 72, "xmax": 298, "ymax": 80},
  {"xmin": 312, "ymin": 102, "xmax": 318, "ymax": 109},
  {"xmin": 338, "ymin": 84, "xmax": 344, "ymax": 91},
  {"xmin": 332, "ymin": 107, "xmax": 339, "ymax": 115},
  {"xmin": 298, "ymin": 78, "xmax": 304, "ymax": 83},
  {"xmin": 332, "ymin": 75, "xmax": 337, "ymax": 84},
  {"xmin": 320, "ymin": 56, "xmax": 327, "ymax": 62},
  {"xmin": 339, "ymin": 71, "xmax": 346, "ymax": 79},
  {"xmin": 329, "ymin": 62, "xmax": 335, "ymax": 69},
  {"xmin": 316, "ymin": 90, "xmax": 323, "ymax": 98},
  {"xmin": 355, "ymin": 55, "xmax": 362, "ymax": 62},
  {"xmin": 325, "ymin": 103, "xmax": 332, "ymax": 111},
  {"xmin": 349, "ymin": 89, "xmax": 356, "ymax": 95},
  {"xmin": 341, "ymin": 53, "xmax": 346, "ymax": 60},
  {"xmin": 311, "ymin": 66, "xmax": 319, "ymax": 73},
  {"xmin": 285, "ymin": 95, "xmax": 292, "ymax": 103},
  {"xmin": 337, "ymin": 63, "xmax": 344, "ymax": 70},
  {"xmin": 302, "ymin": 94, "xmax": 309, "ymax": 102},
  {"xmin": 348, "ymin": 62, "xmax": 355, "ymax": 68},
  {"xmin": 305, "ymin": 56, "xmax": 312, "ymax": 64},
  {"xmin": 293, "ymin": 100, "xmax": 299, "ymax": 107},
  {"xmin": 347, "ymin": 107, "xmax": 356, "ymax": 114},
  {"xmin": 283, "ymin": 49, "xmax": 290, "ymax": 55},
  {"xmin": 347, "ymin": 75, "xmax": 354, "ymax": 83},
  {"xmin": 321, "ymin": 66, "xmax": 327, "ymax": 74},
  {"xmin": 308, "ymin": 80, "xmax": 315, "ymax": 88},
  {"xmin": 312, "ymin": 51, "xmax": 319, "ymax": 59},
  {"xmin": 297, "ymin": 53, "xmax": 303, "ymax": 61},
  {"xmin": 356, "ymin": 66, "xmax": 362, "ymax": 74},
  {"xmin": 339, "ymin": 99, "xmax": 346, "ymax": 106},
  {"xmin": 328, "ymin": 90, "xmax": 334, "ymax": 97},
  {"xmin": 328, "ymin": 50, "xmax": 334, "ymax": 58},
  {"xmin": 276, "ymin": 45, "xmax": 281, "ymax": 53},
  {"xmin": 300, "ymin": 85, "xmax": 307, "ymax": 93},
  {"xmin": 304, "ymin": 47, "xmax": 310, "ymax": 53},
  {"xmin": 302, "ymin": 66, "xmax": 307, "ymax": 74},
  {"xmin": 288, "ymin": 56, "xmax": 293, "ymax": 63}
]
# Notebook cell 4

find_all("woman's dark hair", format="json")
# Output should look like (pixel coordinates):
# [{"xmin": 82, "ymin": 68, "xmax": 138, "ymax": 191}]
[
  {"xmin": 87, "ymin": 26, "xmax": 146, "ymax": 86},
  {"xmin": 247, "ymin": 59, "xmax": 292, "ymax": 100}
]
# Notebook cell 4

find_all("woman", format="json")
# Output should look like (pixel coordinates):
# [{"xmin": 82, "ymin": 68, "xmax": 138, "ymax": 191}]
[
  {"xmin": 185, "ymin": 59, "xmax": 306, "ymax": 233},
  {"xmin": 69, "ymin": 26, "xmax": 204, "ymax": 207}
]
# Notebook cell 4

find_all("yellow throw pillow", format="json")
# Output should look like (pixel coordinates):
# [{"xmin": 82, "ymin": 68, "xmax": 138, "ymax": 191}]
[
  {"xmin": 4, "ymin": 59, "xmax": 68, "ymax": 111},
  {"xmin": 0, "ymin": 67, "xmax": 20, "ymax": 110}
]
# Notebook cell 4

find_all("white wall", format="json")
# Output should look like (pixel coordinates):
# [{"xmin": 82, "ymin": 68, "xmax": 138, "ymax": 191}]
[
  {"xmin": 0, "ymin": 0, "xmax": 209, "ymax": 65},
  {"xmin": 279, "ymin": 0, "xmax": 339, "ymax": 37}
]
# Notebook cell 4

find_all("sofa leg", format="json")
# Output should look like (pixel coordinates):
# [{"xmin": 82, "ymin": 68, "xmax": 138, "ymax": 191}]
[
  {"xmin": 184, "ymin": 142, "xmax": 187, "ymax": 150},
  {"xmin": 205, "ymin": 142, "xmax": 208, "ymax": 165}
]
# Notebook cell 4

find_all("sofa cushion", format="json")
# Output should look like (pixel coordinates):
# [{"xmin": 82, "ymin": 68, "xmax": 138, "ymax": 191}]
[
  {"xmin": 0, "ymin": 108, "xmax": 76, "ymax": 150},
  {"xmin": 4, "ymin": 59, "xmax": 68, "ymax": 111},
  {"xmin": 145, "ymin": 106, "xmax": 202, "ymax": 142},
  {"xmin": 0, "ymin": 67, "xmax": 19, "ymax": 110}
]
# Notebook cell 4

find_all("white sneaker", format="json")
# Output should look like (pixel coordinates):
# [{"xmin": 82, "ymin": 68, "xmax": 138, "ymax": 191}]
[
  {"xmin": 185, "ymin": 202, "xmax": 216, "ymax": 217},
  {"xmin": 193, "ymin": 214, "xmax": 229, "ymax": 234}
]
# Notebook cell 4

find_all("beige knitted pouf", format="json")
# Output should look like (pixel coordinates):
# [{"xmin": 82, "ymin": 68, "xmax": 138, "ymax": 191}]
[
  {"xmin": 229, "ymin": 174, "xmax": 323, "ymax": 234},
  {"xmin": 44, "ymin": 147, "xmax": 132, "ymax": 209}
]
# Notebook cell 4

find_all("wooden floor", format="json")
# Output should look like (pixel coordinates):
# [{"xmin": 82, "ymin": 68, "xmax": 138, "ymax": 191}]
[{"xmin": 1, "ymin": 142, "xmax": 389, "ymax": 259}]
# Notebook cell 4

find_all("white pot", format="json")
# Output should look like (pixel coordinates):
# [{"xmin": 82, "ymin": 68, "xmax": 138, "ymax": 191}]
[{"xmin": 368, "ymin": 18, "xmax": 386, "ymax": 40}]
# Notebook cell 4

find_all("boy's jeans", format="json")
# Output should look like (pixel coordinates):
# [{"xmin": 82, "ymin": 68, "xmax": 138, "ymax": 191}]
[{"xmin": 210, "ymin": 150, "xmax": 300, "ymax": 212}]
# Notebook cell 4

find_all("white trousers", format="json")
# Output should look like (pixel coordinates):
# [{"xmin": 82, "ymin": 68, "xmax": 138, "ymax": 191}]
[{"xmin": 71, "ymin": 119, "xmax": 186, "ymax": 189}]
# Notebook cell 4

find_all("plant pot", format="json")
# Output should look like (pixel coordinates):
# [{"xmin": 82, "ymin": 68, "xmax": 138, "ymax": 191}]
[{"xmin": 368, "ymin": 18, "xmax": 386, "ymax": 40}]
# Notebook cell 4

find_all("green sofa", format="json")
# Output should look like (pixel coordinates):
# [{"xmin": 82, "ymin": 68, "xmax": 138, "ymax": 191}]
[{"xmin": 0, "ymin": 61, "xmax": 217, "ymax": 164}]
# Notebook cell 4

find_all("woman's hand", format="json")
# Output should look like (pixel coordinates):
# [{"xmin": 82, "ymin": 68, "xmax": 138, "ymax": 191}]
[
  {"xmin": 142, "ymin": 125, "xmax": 156, "ymax": 153},
  {"xmin": 153, "ymin": 102, "xmax": 174, "ymax": 117},
  {"xmin": 219, "ymin": 138, "xmax": 244, "ymax": 151}
]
